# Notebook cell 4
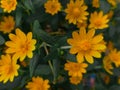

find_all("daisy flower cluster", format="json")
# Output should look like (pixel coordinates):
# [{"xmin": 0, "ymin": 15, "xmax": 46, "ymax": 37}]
[{"xmin": 0, "ymin": 0, "xmax": 120, "ymax": 90}]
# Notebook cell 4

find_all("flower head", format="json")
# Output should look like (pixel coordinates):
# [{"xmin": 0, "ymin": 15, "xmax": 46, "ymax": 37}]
[
  {"xmin": 0, "ymin": 0, "xmax": 17, "ymax": 13},
  {"xmin": 0, "ymin": 16, "xmax": 15, "ymax": 33},
  {"xmin": 26, "ymin": 76, "xmax": 50, "ymax": 90},
  {"xmin": 108, "ymin": 49, "xmax": 120, "ymax": 67},
  {"xmin": 64, "ymin": 61, "xmax": 88, "ymax": 77},
  {"xmin": 103, "ymin": 56, "xmax": 113, "ymax": 75},
  {"xmin": 67, "ymin": 28, "xmax": 106, "ymax": 63},
  {"xmin": 5, "ymin": 28, "xmax": 36, "ymax": 61},
  {"xmin": 89, "ymin": 11, "xmax": 109, "ymax": 30},
  {"xmin": 44, "ymin": 0, "xmax": 61, "ymax": 15},
  {"xmin": 92, "ymin": 0, "xmax": 100, "ymax": 8},
  {"xmin": 0, "ymin": 54, "xmax": 20, "ymax": 83},
  {"xmin": 65, "ymin": 0, "xmax": 89, "ymax": 24}
]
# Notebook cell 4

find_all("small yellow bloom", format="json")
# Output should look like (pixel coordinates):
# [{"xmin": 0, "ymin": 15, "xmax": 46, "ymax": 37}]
[
  {"xmin": 67, "ymin": 28, "xmax": 106, "ymax": 63},
  {"xmin": 44, "ymin": 0, "xmax": 61, "ymax": 15},
  {"xmin": 89, "ymin": 11, "xmax": 109, "ymax": 30},
  {"xmin": 69, "ymin": 76, "xmax": 82, "ymax": 85},
  {"xmin": 65, "ymin": 0, "xmax": 89, "ymax": 24},
  {"xmin": 108, "ymin": 49, "xmax": 120, "ymax": 67},
  {"xmin": 103, "ymin": 56, "xmax": 113, "ymax": 75},
  {"xmin": 0, "ymin": 16, "xmax": 15, "ymax": 33},
  {"xmin": 5, "ymin": 28, "xmax": 36, "ymax": 61},
  {"xmin": 26, "ymin": 76, "xmax": 50, "ymax": 90},
  {"xmin": 0, "ymin": 54, "xmax": 20, "ymax": 83},
  {"xmin": 107, "ymin": 0, "xmax": 117, "ymax": 7},
  {"xmin": 0, "ymin": 0, "xmax": 17, "ymax": 13},
  {"xmin": 92, "ymin": 0, "xmax": 100, "ymax": 8},
  {"xmin": 64, "ymin": 61, "xmax": 88, "ymax": 77}
]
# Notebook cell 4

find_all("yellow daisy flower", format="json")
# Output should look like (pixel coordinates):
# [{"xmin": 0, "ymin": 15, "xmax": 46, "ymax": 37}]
[
  {"xmin": 92, "ymin": 0, "xmax": 100, "ymax": 8},
  {"xmin": 67, "ymin": 28, "xmax": 106, "ymax": 63},
  {"xmin": 108, "ymin": 49, "xmax": 120, "ymax": 67},
  {"xmin": 64, "ymin": 61, "xmax": 88, "ymax": 77},
  {"xmin": 107, "ymin": 0, "xmax": 117, "ymax": 7},
  {"xmin": 0, "ymin": 16, "xmax": 15, "ymax": 34},
  {"xmin": 26, "ymin": 76, "xmax": 50, "ymax": 90},
  {"xmin": 0, "ymin": 0, "xmax": 17, "ymax": 13},
  {"xmin": 0, "ymin": 54, "xmax": 20, "ymax": 83},
  {"xmin": 69, "ymin": 76, "xmax": 82, "ymax": 85},
  {"xmin": 103, "ymin": 56, "xmax": 113, "ymax": 75},
  {"xmin": 5, "ymin": 28, "xmax": 36, "ymax": 61},
  {"xmin": 89, "ymin": 11, "xmax": 109, "ymax": 30},
  {"xmin": 65, "ymin": 0, "xmax": 89, "ymax": 24},
  {"xmin": 44, "ymin": 0, "xmax": 61, "ymax": 15}
]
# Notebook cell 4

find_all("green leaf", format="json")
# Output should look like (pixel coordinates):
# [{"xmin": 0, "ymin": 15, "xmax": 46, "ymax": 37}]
[
  {"xmin": 44, "ymin": 47, "xmax": 58, "ymax": 61},
  {"xmin": 15, "ymin": 9, "xmax": 22, "ymax": 27},
  {"xmin": 53, "ymin": 59, "xmax": 60, "ymax": 79},
  {"xmin": 0, "ymin": 35, "xmax": 5, "ymax": 45},
  {"xmin": 34, "ymin": 65, "xmax": 51, "ymax": 75},
  {"xmin": 23, "ymin": 0, "xmax": 35, "ymax": 13},
  {"xmin": 29, "ymin": 53, "xmax": 40, "ymax": 77}
]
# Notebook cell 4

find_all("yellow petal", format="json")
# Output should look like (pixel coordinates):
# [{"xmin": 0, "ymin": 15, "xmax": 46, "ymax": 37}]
[
  {"xmin": 90, "ymin": 51, "xmax": 101, "ymax": 58},
  {"xmin": 87, "ymin": 29, "xmax": 95, "ymax": 39},
  {"xmin": 93, "ymin": 44, "xmax": 106, "ymax": 50},
  {"xmin": 92, "ymin": 35, "xmax": 103, "ymax": 44},
  {"xmin": 85, "ymin": 54, "xmax": 94, "ymax": 64},
  {"xmin": 70, "ymin": 47, "xmax": 78, "ymax": 54},
  {"xmin": 76, "ymin": 53, "xmax": 84, "ymax": 63}
]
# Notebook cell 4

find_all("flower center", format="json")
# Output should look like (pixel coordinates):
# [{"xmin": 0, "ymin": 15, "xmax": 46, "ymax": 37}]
[
  {"xmin": 20, "ymin": 43, "xmax": 29, "ymax": 53},
  {"xmin": 79, "ymin": 40, "xmax": 91, "ymax": 51},
  {"xmin": 73, "ymin": 8, "xmax": 80, "ymax": 17},
  {"xmin": 95, "ymin": 20, "xmax": 102, "ymax": 27}
]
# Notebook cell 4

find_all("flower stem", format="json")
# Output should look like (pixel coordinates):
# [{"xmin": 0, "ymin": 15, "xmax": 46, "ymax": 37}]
[{"xmin": 43, "ymin": 42, "xmax": 56, "ymax": 84}]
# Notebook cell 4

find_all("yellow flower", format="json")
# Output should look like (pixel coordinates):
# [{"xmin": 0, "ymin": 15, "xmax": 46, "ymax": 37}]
[
  {"xmin": 92, "ymin": 0, "xmax": 100, "ymax": 8},
  {"xmin": 69, "ymin": 76, "xmax": 82, "ymax": 85},
  {"xmin": 65, "ymin": 0, "xmax": 89, "ymax": 24},
  {"xmin": 0, "ymin": 0, "xmax": 17, "ymax": 13},
  {"xmin": 0, "ymin": 16, "xmax": 15, "ymax": 34},
  {"xmin": 103, "ymin": 56, "xmax": 113, "ymax": 75},
  {"xmin": 44, "ymin": 0, "xmax": 61, "ymax": 15},
  {"xmin": 107, "ymin": 0, "xmax": 117, "ymax": 7},
  {"xmin": 108, "ymin": 49, "xmax": 120, "ymax": 67},
  {"xmin": 26, "ymin": 76, "xmax": 50, "ymax": 90},
  {"xmin": 64, "ymin": 61, "xmax": 88, "ymax": 77},
  {"xmin": 0, "ymin": 54, "xmax": 20, "ymax": 83},
  {"xmin": 67, "ymin": 28, "xmax": 106, "ymax": 63},
  {"xmin": 5, "ymin": 28, "xmax": 36, "ymax": 61},
  {"xmin": 118, "ymin": 76, "xmax": 120, "ymax": 84},
  {"xmin": 89, "ymin": 11, "xmax": 109, "ymax": 30}
]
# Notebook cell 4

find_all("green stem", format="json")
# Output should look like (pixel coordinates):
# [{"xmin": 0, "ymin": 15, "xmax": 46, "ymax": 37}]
[{"xmin": 43, "ymin": 42, "xmax": 56, "ymax": 84}]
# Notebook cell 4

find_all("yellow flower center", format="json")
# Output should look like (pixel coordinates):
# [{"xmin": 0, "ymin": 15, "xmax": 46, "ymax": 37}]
[
  {"xmin": 95, "ymin": 20, "xmax": 102, "ymax": 27},
  {"xmin": 73, "ymin": 8, "xmax": 80, "ymax": 17},
  {"xmin": 20, "ymin": 43, "xmax": 29, "ymax": 53},
  {"xmin": 79, "ymin": 40, "xmax": 91, "ymax": 51}
]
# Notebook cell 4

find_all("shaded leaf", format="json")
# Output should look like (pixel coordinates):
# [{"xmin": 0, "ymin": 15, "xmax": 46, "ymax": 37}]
[{"xmin": 0, "ymin": 35, "xmax": 5, "ymax": 45}]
